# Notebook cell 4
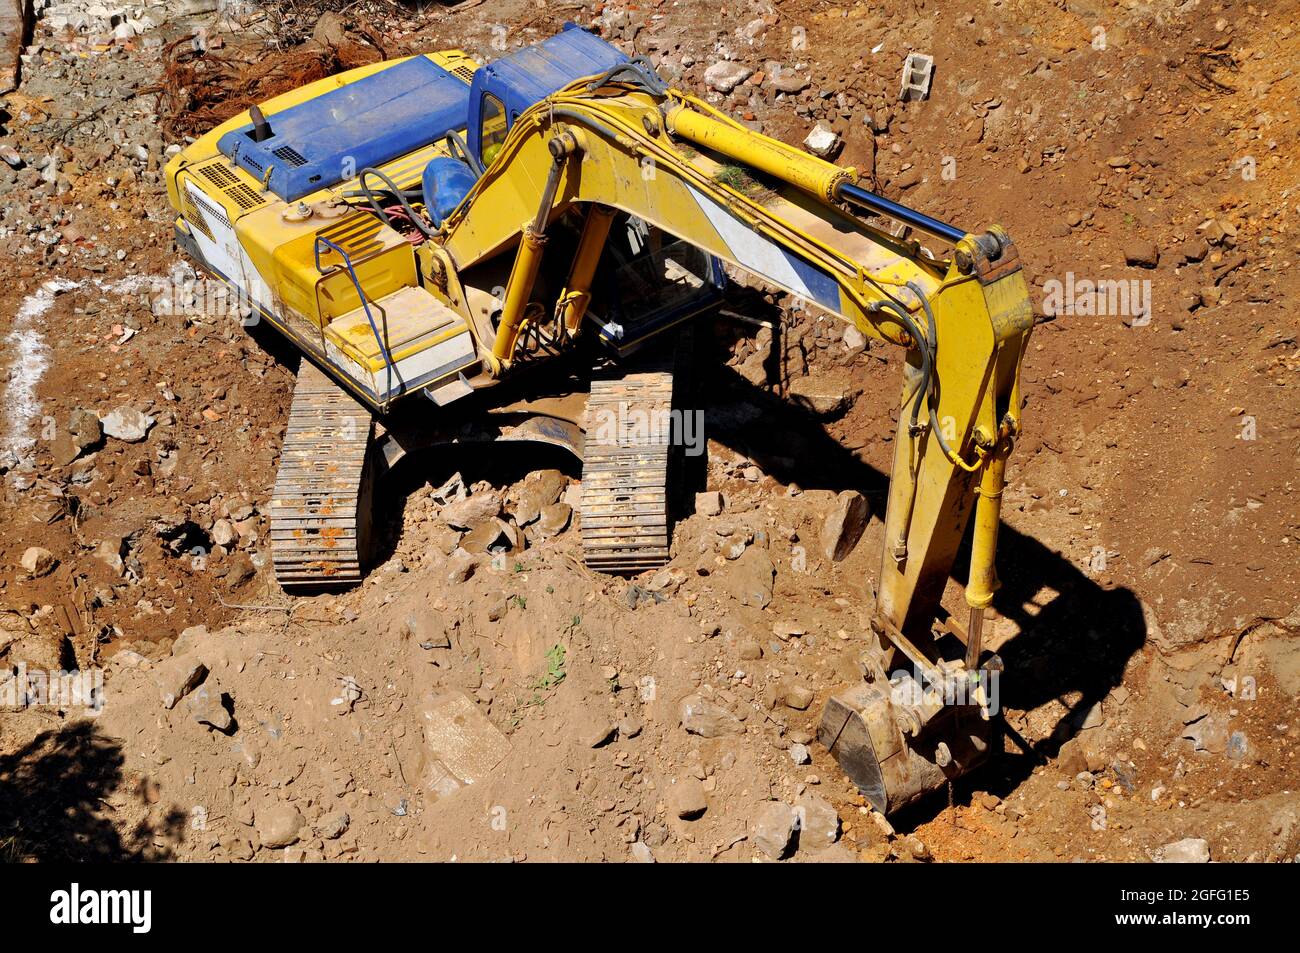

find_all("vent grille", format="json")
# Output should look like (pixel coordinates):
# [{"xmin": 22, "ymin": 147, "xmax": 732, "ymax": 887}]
[
  {"xmin": 182, "ymin": 194, "xmax": 215, "ymax": 242},
  {"xmin": 198, "ymin": 161, "xmax": 240, "ymax": 189},
  {"xmin": 190, "ymin": 189, "xmax": 231, "ymax": 230},
  {"xmin": 319, "ymin": 214, "xmax": 384, "ymax": 260},
  {"xmin": 274, "ymin": 145, "xmax": 308, "ymax": 167},
  {"xmin": 194, "ymin": 159, "xmax": 268, "ymax": 213},
  {"xmin": 225, "ymin": 184, "xmax": 265, "ymax": 210},
  {"xmin": 451, "ymin": 64, "xmax": 475, "ymax": 84}
]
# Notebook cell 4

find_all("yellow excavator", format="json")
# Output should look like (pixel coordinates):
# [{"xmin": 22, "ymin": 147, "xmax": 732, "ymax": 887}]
[{"xmin": 165, "ymin": 26, "xmax": 1033, "ymax": 813}]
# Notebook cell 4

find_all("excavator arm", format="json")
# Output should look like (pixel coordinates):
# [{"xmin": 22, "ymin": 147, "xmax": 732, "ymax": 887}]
[{"xmin": 434, "ymin": 67, "xmax": 1034, "ymax": 810}]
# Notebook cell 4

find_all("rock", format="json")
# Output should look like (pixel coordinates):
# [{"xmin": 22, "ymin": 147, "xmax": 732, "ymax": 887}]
[
  {"xmin": 311, "ymin": 10, "xmax": 349, "ymax": 47},
  {"xmin": 843, "ymin": 324, "xmax": 867, "ymax": 351},
  {"xmin": 804, "ymin": 121, "xmax": 841, "ymax": 159},
  {"xmin": 154, "ymin": 653, "xmax": 207, "ymax": 709},
  {"xmin": 630, "ymin": 841, "xmax": 655, "ymax": 863},
  {"xmin": 316, "ymin": 810, "xmax": 350, "ymax": 840},
  {"xmin": 440, "ymin": 492, "xmax": 501, "ymax": 530},
  {"xmin": 224, "ymin": 552, "xmax": 255, "ymax": 589},
  {"xmin": 1183, "ymin": 713, "xmax": 1229, "ymax": 755},
  {"xmin": 1076, "ymin": 726, "xmax": 1110, "ymax": 772},
  {"xmin": 461, "ymin": 517, "xmax": 515, "ymax": 553},
  {"xmin": 783, "ymin": 684, "xmax": 815, "ymax": 710},
  {"xmin": 618, "ymin": 715, "xmax": 643, "ymax": 739},
  {"xmin": 788, "ymin": 742, "xmax": 811, "ymax": 764},
  {"xmin": 769, "ymin": 70, "xmax": 809, "ymax": 94},
  {"xmin": 695, "ymin": 490, "xmax": 723, "ymax": 517},
  {"xmin": 99, "ymin": 406, "xmax": 155, "ymax": 442},
  {"xmin": 795, "ymin": 794, "xmax": 840, "ymax": 850},
  {"xmin": 804, "ymin": 844, "xmax": 857, "ymax": 863},
  {"xmin": 704, "ymin": 60, "xmax": 753, "ymax": 93},
  {"xmin": 773, "ymin": 621, "xmax": 805, "ymax": 641},
  {"xmin": 536, "ymin": 502, "xmax": 572, "ymax": 538},
  {"xmin": 425, "ymin": 759, "xmax": 465, "ymax": 799},
  {"xmin": 211, "ymin": 518, "xmax": 237, "ymax": 548},
  {"xmin": 646, "ymin": 569, "xmax": 683, "ymax": 594},
  {"xmin": 893, "ymin": 166, "xmax": 922, "ymax": 190},
  {"xmin": 578, "ymin": 711, "xmax": 617, "ymax": 749},
  {"xmin": 1123, "ymin": 239, "xmax": 1160, "ymax": 268},
  {"xmin": 95, "ymin": 537, "xmax": 125, "ymax": 576},
  {"xmin": 752, "ymin": 801, "xmax": 797, "ymax": 859},
  {"xmin": 1, "ymin": 609, "xmax": 66, "ymax": 673},
  {"xmin": 514, "ymin": 469, "xmax": 566, "ymax": 525},
  {"xmin": 186, "ymin": 680, "xmax": 233, "ymax": 733},
  {"xmin": 821, "ymin": 490, "xmax": 868, "ymax": 561},
  {"xmin": 20, "ymin": 547, "xmax": 57, "ymax": 578},
  {"xmin": 720, "ymin": 532, "xmax": 749, "ymax": 560},
  {"xmin": 680, "ymin": 693, "xmax": 741, "ymax": 737},
  {"xmin": 788, "ymin": 375, "xmax": 850, "ymax": 415},
  {"xmin": 421, "ymin": 690, "xmax": 512, "ymax": 785},
  {"xmin": 1201, "ymin": 218, "xmax": 1236, "ymax": 245},
  {"xmin": 447, "ymin": 549, "xmax": 476, "ymax": 583},
  {"xmin": 68, "ymin": 408, "xmax": 102, "ymax": 450},
  {"xmin": 256, "ymin": 803, "xmax": 305, "ymax": 849},
  {"xmin": 668, "ymin": 777, "xmax": 708, "ymax": 819},
  {"xmin": 1180, "ymin": 237, "xmax": 1209, "ymax": 263},
  {"xmin": 721, "ymin": 547, "xmax": 774, "ymax": 608},
  {"xmin": 1158, "ymin": 837, "xmax": 1211, "ymax": 863},
  {"xmin": 405, "ymin": 610, "xmax": 451, "ymax": 649},
  {"xmin": 221, "ymin": 835, "xmax": 255, "ymax": 861},
  {"xmin": 738, "ymin": 640, "xmax": 763, "ymax": 660}
]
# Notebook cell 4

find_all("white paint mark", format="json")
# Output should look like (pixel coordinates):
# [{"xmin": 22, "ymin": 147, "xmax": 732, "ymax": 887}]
[
  {"xmin": 3, "ymin": 278, "xmax": 80, "ymax": 457},
  {"xmin": 3, "ymin": 275, "xmax": 166, "ymax": 458}
]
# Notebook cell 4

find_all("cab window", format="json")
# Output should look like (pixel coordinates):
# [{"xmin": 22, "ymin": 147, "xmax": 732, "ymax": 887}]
[{"xmin": 480, "ymin": 94, "xmax": 508, "ymax": 166}]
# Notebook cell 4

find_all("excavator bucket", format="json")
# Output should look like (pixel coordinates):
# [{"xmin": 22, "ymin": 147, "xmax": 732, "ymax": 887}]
[{"xmin": 820, "ymin": 671, "xmax": 995, "ymax": 814}]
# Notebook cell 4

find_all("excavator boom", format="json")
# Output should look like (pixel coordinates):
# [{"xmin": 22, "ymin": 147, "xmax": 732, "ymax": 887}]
[{"xmin": 440, "ymin": 62, "xmax": 1034, "ymax": 810}]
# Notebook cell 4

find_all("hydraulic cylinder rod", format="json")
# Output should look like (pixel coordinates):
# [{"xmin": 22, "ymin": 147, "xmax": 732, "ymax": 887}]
[
  {"xmin": 665, "ymin": 103, "xmax": 966, "ymax": 244},
  {"xmin": 835, "ymin": 181, "xmax": 966, "ymax": 246}
]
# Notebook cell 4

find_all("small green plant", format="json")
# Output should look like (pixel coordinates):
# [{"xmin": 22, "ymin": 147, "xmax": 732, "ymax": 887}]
[
  {"xmin": 713, "ymin": 164, "xmax": 776, "ymax": 203},
  {"xmin": 545, "ymin": 584, "xmax": 554, "ymax": 594},
  {"xmin": 513, "ymin": 594, "xmax": 527, "ymax": 611},
  {"xmin": 514, "ymin": 561, "xmax": 526, "ymax": 573},
  {"xmin": 715, "ymin": 164, "xmax": 747, "ymax": 190},
  {"xmin": 534, "ymin": 643, "xmax": 566, "ymax": 691}
]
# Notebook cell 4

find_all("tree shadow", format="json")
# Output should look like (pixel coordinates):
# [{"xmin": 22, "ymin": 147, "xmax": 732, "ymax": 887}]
[
  {"xmin": 0, "ymin": 721, "xmax": 185, "ymax": 862},
  {"xmin": 699, "ymin": 346, "xmax": 1147, "ymax": 817}
]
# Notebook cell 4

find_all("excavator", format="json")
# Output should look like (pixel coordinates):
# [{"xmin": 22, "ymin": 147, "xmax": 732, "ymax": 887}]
[{"xmin": 164, "ymin": 26, "xmax": 1034, "ymax": 814}]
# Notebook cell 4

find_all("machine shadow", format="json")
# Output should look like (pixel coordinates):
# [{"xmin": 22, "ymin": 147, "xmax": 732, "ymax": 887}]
[
  {"xmin": 701, "ymin": 355, "xmax": 1147, "ymax": 818},
  {"xmin": 0, "ymin": 720, "xmax": 185, "ymax": 862}
]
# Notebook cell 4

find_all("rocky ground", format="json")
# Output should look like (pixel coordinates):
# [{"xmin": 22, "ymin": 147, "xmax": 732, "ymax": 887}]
[{"xmin": 0, "ymin": 0, "xmax": 1297, "ymax": 863}]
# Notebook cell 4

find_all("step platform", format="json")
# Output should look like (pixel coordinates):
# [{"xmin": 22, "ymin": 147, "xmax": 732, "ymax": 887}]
[{"xmin": 322, "ymin": 285, "xmax": 477, "ymax": 405}]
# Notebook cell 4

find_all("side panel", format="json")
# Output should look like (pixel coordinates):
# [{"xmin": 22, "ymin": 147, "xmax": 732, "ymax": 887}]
[{"xmin": 181, "ymin": 179, "xmax": 276, "ymax": 313}]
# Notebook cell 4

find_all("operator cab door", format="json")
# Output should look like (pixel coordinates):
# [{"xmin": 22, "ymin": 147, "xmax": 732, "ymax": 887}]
[{"xmin": 478, "ymin": 92, "xmax": 510, "ymax": 168}]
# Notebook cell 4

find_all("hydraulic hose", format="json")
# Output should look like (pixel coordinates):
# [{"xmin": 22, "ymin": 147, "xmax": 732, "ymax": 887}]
[
  {"xmin": 355, "ymin": 166, "xmax": 436, "ymax": 239},
  {"xmin": 871, "ymin": 297, "xmax": 931, "ymax": 434}
]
